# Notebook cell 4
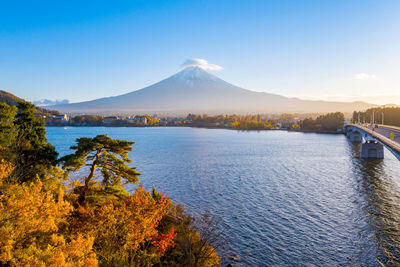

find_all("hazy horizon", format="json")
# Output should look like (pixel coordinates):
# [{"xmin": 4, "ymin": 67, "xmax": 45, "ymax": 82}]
[
  {"xmin": 26, "ymin": 65, "xmax": 400, "ymax": 106},
  {"xmin": 30, "ymin": 64, "xmax": 400, "ymax": 106}
]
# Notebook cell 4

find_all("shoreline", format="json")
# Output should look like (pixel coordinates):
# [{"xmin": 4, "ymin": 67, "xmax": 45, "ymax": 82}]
[
  {"xmin": 45, "ymin": 125, "xmax": 343, "ymax": 134},
  {"xmin": 288, "ymin": 129, "xmax": 343, "ymax": 134}
]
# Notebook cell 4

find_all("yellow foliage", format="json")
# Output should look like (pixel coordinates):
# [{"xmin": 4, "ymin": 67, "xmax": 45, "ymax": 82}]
[
  {"xmin": 0, "ymin": 107, "xmax": 219, "ymax": 266},
  {"xmin": 0, "ymin": 180, "xmax": 97, "ymax": 266},
  {"xmin": 70, "ymin": 180, "xmax": 83, "ymax": 187},
  {"xmin": 0, "ymin": 160, "xmax": 14, "ymax": 185}
]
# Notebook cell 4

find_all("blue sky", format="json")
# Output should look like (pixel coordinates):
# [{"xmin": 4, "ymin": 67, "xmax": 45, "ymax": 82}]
[{"xmin": 1, "ymin": 0, "xmax": 400, "ymax": 104}]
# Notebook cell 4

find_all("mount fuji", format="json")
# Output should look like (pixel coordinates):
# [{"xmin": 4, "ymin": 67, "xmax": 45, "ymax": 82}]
[{"xmin": 51, "ymin": 66, "xmax": 374, "ymax": 115}]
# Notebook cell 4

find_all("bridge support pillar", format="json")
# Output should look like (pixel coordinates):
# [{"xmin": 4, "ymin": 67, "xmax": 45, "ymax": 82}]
[
  {"xmin": 349, "ymin": 131, "xmax": 362, "ymax": 143},
  {"xmin": 361, "ymin": 140, "xmax": 384, "ymax": 159},
  {"xmin": 346, "ymin": 129, "xmax": 352, "ymax": 138}
]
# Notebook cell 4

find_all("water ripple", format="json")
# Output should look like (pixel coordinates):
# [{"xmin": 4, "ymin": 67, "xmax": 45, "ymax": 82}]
[{"xmin": 46, "ymin": 127, "xmax": 400, "ymax": 266}]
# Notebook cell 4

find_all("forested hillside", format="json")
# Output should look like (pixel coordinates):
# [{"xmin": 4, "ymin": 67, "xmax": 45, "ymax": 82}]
[
  {"xmin": 0, "ymin": 90, "xmax": 60, "ymax": 117},
  {"xmin": 353, "ymin": 107, "xmax": 400, "ymax": 126}
]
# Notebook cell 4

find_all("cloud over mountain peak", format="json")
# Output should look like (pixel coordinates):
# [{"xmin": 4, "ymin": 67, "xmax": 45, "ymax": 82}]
[{"xmin": 181, "ymin": 58, "xmax": 223, "ymax": 71}]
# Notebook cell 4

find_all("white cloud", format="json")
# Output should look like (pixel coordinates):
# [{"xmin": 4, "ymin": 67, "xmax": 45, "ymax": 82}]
[
  {"xmin": 354, "ymin": 73, "xmax": 377, "ymax": 80},
  {"xmin": 181, "ymin": 58, "xmax": 223, "ymax": 70}
]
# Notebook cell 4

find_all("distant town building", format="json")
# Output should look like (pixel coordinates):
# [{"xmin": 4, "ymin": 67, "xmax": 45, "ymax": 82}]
[
  {"xmin": 54, "ymin": 114, "xmax": 69, "ymax": 123},
  {"xmin": 135, "ymin": 116, "xmax": 147, "ymax": 125},
  {"xmin": 44, "ymin": 113, "xmax": 69, "ymax": 125},
  {"xmin": 104, "ymin": 116, "xmax": 118, "ymax": 125},
  {"xmin": 127, "ymin": 116, "xmax": 147, "ymax": 125}
]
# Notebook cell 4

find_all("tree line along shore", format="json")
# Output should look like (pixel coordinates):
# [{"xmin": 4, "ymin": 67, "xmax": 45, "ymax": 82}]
[
  {"xmin": 43, "ymin": 112, "xmax": 347, "ymax": 133},
  {"xmin": 50, "ymin": 106, "xmax": 400, "ymax": 133},
  {"xmin": 10, "ymin": 89, "xmax": 397, "ymax": 133}
]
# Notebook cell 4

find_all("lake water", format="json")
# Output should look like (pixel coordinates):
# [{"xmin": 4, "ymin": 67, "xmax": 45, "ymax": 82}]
[{"xmin": 46, "ymin": 127, "xmax": 400, "ymax": 266}]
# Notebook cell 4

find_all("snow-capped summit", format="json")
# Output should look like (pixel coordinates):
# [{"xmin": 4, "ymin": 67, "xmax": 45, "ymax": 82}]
[{"xmin": 171, "ymin": 66, "xmax": 219, "ymax": 83}]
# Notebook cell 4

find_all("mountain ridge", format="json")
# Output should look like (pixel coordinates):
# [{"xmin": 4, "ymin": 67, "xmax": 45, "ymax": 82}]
[{"xmin": 50, "ymin": 67, "xmax": 376, "ymax": 115}]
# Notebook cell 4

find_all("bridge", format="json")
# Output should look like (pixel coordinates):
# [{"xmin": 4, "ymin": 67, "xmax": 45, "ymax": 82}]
[{"xmin": 345, "ymin": 124, "xmax": 400, "ymax": 160}]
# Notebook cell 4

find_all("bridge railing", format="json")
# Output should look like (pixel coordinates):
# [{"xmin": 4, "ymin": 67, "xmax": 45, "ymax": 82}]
[{"xmin": 376, "ymin": 124, "xmax": 400, "ymax": 132}]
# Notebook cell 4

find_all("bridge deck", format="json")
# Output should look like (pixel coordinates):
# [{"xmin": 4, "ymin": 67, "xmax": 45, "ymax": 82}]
[{"xmin": 349, "ymin": 124, "xmax": 400, "ymax": 156}]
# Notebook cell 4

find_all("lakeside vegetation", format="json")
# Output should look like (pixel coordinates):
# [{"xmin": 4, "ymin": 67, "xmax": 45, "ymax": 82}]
[
  {"xmin": 298, "ymin": 112, "xmax": 345, "ymax": 132},
  {"xmin": 187, "ymin": 114, "xmax": 275, "ymax": 130},
  {"xmin": 0, "ymin": 101, "xmax": 220, "ymax": 266},
  {"xmin": 353, "ymin": 107, "xmax": 400, "ymax": 126},
  {"xmin": 51, "ymin": 113, "xmax": 347, "ymax": 134},
  {"xmin": 1, "ymin": 90, "xmax": 346, "ymax": 134}
]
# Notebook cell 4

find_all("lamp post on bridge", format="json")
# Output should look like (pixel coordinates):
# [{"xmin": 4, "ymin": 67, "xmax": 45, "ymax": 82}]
[
  {"xmin": 372, "ymin": 110, "xmax": 375, "ymax": 126},
  {"xmin": 382, "ymin": 111, "xmax": 384, "ymax": 125},
  {"xmin": 371, "ymin": 109, "xmax": 376, "ymax": 131}
]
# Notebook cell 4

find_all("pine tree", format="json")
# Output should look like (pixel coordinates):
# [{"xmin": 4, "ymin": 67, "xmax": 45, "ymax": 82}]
[
  {"xmin": 12, "ymin": 102, "xmax": 58, "ymax": 183},
  {"xmin": 0, "ymin": 103, "xmax": 17, "ymax": 147},
  {"xmin": 60, "ymin": 134, "xmax": 141, "ymax": 202}
]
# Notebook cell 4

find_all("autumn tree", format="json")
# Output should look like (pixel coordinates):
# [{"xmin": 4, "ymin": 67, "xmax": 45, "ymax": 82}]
[
  {"xmin": 64, "ymin": 184, "xmax": 176, "ymax": 266},
  {"xmin": 0, "ymin": 172, "xmax": 97, "ymax": 266},
  {"xmin": 157, "ymin": 205, "xmax": 221, "ymax": 267},
  {"xmin": 0, "ymin": 160, "xmax": 14, "ymax": 186}
]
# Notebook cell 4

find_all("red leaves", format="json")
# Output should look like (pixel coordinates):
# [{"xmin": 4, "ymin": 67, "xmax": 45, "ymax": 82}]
[
  {"xmin": 152, "ymin": 228, "xmax": 178, "ymax": 254},
  {"xmin": 66, "ymin": 184, "xmax": 176, "ymax": 263}
]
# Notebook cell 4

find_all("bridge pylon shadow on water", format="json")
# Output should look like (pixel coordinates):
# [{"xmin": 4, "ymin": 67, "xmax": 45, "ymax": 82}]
[{"xmin": 347, "ymin": 144, "xmax": 400, "ymax": 265}]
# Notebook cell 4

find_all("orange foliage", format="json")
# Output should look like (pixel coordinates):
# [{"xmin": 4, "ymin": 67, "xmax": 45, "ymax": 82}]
[
  {"xmin": 151, "ymin": 228, "xmax": 177, "ymax": 254},
  {"xmin": 66, "ymin": 184, "xmax": 176, "ymax": 265}
]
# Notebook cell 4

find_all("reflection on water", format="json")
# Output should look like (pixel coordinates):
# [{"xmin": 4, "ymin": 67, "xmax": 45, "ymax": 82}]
[
  {"xmin": 46, "ymin": 127, "xmax": 400, "ymax": 266},
  {"xmin": 348, "ymin": 142, "xmax": 400, "ymax": 265}
]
